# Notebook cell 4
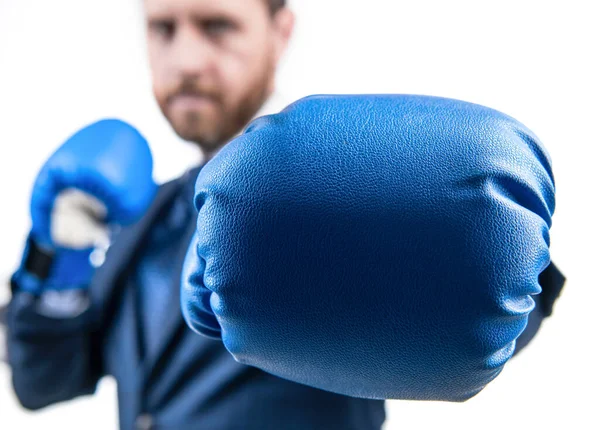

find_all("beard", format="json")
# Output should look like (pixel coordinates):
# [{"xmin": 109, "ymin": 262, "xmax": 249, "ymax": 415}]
[{"xmin": 156, "ymin": 63, "xmax": 273, "ymax": 155}]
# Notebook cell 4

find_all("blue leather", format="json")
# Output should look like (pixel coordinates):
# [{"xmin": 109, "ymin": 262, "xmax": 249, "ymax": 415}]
[
  {"xmin": 181, "ymin": 95, "xmax": 555, "ymax": 401},
  {"xmin": 23, "ymin": 119, "xmax": 157, "ymax": 290},
  {"xmin": 31, "ymin": 118, "xmax": 157, "ymax": 246}
]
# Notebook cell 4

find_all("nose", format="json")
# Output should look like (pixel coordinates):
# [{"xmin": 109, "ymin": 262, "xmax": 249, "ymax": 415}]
[{"xmin": 171, "ymin": 25, "xmax": 215, "ymax": 78}]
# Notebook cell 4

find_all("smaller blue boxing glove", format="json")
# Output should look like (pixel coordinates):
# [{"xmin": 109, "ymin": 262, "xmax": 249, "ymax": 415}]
[{"xmin": 14, "ymin": 119, "xmax": 157, "ymax": 296}]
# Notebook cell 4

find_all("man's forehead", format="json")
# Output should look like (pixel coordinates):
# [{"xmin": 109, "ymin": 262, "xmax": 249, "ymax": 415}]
[{"xmin": 144, "ymin": 0, "xmax": 266, "ymax": 17}]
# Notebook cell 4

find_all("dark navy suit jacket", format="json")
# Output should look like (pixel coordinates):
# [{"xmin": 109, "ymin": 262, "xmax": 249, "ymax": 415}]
[
  {"xmin": 6, "ymin": 169, "xmax": 386, "ymax": 430},
  {"xmin": 5, "ymin": 168, "xmax": 565, "ymax": 429}
]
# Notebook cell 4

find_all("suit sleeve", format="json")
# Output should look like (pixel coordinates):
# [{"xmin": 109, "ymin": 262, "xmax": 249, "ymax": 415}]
[
  {"xmin": 6, "ymin": 243, "xmax": 104, "ymax": 410},
  {"xmin": 4, "ymin": 178, "xmax": 173, "ymax": 411},
  {"xmin": 514, "ymin": 261, "xmax": 566, "ymax": 354}
]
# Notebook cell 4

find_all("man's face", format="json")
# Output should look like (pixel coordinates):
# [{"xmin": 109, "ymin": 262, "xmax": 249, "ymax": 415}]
[{"xmin": 145, "ymin": 0, "xmax": 293, "ymax": 155}]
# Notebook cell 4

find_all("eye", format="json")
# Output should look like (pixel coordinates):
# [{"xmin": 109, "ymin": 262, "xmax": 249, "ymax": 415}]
[
  {"xmin": 203, "ymin": 18, "xmax": 236, "ymax": 38},
  {"xmin": 149, "ymin": 19, "xmax": 176, "ymax": 41}
]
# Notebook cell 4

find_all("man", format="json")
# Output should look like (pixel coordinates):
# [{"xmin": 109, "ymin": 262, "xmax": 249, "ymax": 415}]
[
  {"xmin": 5, "ymin": 1, "xmax": 387, "ymax": 429},
  {"xmin": 5, "ymin": 0, "xmax": 566, "ymax": 422}
]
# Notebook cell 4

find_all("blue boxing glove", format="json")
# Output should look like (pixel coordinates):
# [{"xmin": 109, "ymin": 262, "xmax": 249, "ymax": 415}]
[
  {"xmin": 181, "ymin": 95, "xmax": 555, "ymax": 401},
  {"xmin": 14, "ymin": 119, "xmax": 156, "ymax": 296}
]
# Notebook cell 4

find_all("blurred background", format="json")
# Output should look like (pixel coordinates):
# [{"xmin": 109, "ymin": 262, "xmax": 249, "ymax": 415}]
[{"xmin": 0, "ymin": 0, "xmax": 598, "ymax": 428}]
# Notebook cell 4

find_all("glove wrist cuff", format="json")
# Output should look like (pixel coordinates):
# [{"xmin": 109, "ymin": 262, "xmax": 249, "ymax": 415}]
[
  {"xmin": 22, "ymin": 235, "xmax": 54, "ymax": 279},
  {"xmin": 12, "ymin": 233, "xmax": 96, "ymax": 293}
]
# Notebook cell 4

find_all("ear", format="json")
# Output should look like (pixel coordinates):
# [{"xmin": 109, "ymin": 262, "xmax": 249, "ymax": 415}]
[{"xmin": 272, "ymin": 8, "xmax": 295, "ymax": 63}]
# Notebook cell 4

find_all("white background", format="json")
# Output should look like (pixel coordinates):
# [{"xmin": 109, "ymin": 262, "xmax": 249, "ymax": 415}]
[{"xmin": 1, "ymin": 0, "xmax": 599, "ymax": 428}]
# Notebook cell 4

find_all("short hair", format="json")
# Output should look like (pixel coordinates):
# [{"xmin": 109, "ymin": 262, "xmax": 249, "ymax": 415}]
[{"xmin": 266, "ymin": 0, "xmax": 286, "ymax": 15}]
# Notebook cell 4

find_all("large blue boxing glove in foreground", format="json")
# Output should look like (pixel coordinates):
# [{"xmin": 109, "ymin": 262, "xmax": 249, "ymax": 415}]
[
  {"xmin": 15, "ymin": 119, "xmax": 157, "ymax": 293},
  {"xmin": 181, "ymin": 95, "xmax": 555, "ymax": 401}
]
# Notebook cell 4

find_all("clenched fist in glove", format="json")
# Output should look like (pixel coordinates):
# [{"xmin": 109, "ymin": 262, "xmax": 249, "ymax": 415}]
[
  {"xmin": 14, "ymin": 119, "xmax": 156, "ymax": 299},
  {"xmin": 181, "ymin": 95, "xmax": 555, "ymax": 401}
]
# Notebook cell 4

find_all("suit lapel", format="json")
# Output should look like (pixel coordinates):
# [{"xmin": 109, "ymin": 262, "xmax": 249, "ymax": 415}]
[
  {"xmin": 142, "ymin": 174, "xmax": 199, "ymax": 387},
  {"xmin": 89, "ymin": 179, "xmax": 182, "ymax": 341},
  {"xmin": 88, "ymin": 167, "xmax": 201, "ymax": 392}
]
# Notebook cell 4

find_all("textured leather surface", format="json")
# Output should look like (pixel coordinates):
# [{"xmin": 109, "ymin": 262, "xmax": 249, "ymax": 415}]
[
  {"xmin": 181, "ymin": 95, "xmax": 555, "ymax": 401},
  {"xmin": 30, "ymin": 118, "xmax": 157, "ymax": 248}
]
